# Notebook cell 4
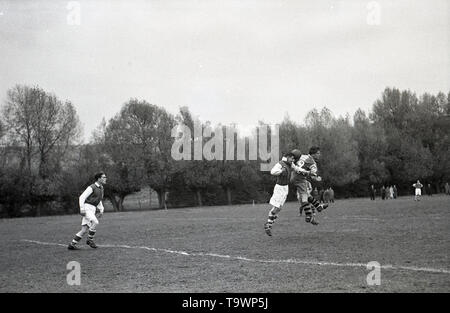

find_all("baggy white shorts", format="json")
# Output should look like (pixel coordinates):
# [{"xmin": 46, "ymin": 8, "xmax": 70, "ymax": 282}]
[
  {"xmin": 81, "ymin": 203, "xmax": 99, "ymax": 228},
  {"xmin": 269, "ymin": 184, "xmax": 289, "ymax": 208},
  {"xmin": 415, "ymin": 188, "xmax": 421, "ymax": 196}
]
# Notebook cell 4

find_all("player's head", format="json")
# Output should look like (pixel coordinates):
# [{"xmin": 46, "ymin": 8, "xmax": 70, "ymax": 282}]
[
  {"xmin": 290, "ymin": 149, "xmax": 302, "ymax": 161},
  {"xmin": 283, "ymin": 152, "xmax": 296, "ymax": 164},
  {"xmin": 309, "ymin": 146, "xmax": 321, "ymax": 159},
  {"xmin": 94, "ymin": 171, "xmax": 107, "ymax": 185}
]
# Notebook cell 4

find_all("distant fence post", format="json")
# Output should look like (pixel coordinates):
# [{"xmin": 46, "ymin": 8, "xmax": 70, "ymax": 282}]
[
  {"xmin": 164, "ymin": 191, "xmax": 168, "ymax": 210},
  {"xmin": 149, "ymin": 189, "xmax": 152, "ymax": 210}
]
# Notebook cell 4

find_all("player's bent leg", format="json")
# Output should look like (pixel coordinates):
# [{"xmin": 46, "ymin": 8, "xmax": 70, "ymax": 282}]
[
  {"xmin": 302, "ymin": 203, "xmax": 319, "ymax": 225},
  {"xmin": 264, "ymin": 221, "xmax": 273, "ymax": 236},
  {"xmin": 301, "ymin": 203, "xmax": 312, "ymax": 221},
  {"xmin": 86, "ymin": 223, "xmax": 98, "ymax": 248},
  {"xmin": 86, "ymin": 230, "xmax": 97, "ymax": 248},
  {"xmin": 308, "ymin": 195, "xmax": 328, "ymax": 212},
  {"xmin": 85, "ymin": 214, "xmax": 99, "ymax": 248},
  {"xmin": 266, "ymin": 184, "xmax": 287, "ymax": 236},
  {"xmin": 86, "ymin": 225, "xmax": 98, "ymax": 248},
  {"xmin": 265, "ymin": 206, "xmax": 281, "ymax": 236},
  {"xmin": 298, "ymin": 191, "xmax": 309, "ymax": 216},
  {"xmin": 68, "ymin": 225, "xmax": 88, "ymax": 250}
]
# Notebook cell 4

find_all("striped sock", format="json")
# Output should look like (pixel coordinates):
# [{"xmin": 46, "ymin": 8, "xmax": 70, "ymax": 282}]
[
  {"xmin": 71, "ymin": 235, "xmax": 82, "ymax": 245},
  {"xmin": 87, "ymin": 230, "xmax": 96, "ymax": 241},
  {"xmin": 267, "ymin": 214, "xmax": 277, "ymax": 225},
  {"xmin": 308, "ymin": 196, "xmax": 321, "ymax": 212},
  {"xmin": 302, "ymin": 203, "xmax": 313, "ymax": 222}
]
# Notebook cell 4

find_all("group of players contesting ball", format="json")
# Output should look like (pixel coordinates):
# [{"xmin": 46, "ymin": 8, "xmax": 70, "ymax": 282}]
[
  {"xmin": 67, "ymin": 146, "xmax": 326, "ymax": 249},
  {"xmin": 264, "ymin": 146, "xmax": 328, "ymax": 236}
]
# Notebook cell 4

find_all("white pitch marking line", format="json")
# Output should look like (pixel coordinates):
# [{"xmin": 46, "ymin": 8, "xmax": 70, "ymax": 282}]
[{"xmin": 21, "ymin": 239, "xmax": 450, "ymax": 274}]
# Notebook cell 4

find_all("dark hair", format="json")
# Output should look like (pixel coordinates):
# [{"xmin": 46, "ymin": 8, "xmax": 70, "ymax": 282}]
[
  {"xmin": 284, "ymin": 152, "xmax": 296, "ymax": 158},
  {"xmin": 309, "ymin": 146, "xmax": 320, "ymax": 155},
  {"xmin": 94, "ymin": 172, "xmax": 106, "ymax": 181},
  {"xmin": 291, "ymin": 149, "xmax": 302, "ymax": 160}
]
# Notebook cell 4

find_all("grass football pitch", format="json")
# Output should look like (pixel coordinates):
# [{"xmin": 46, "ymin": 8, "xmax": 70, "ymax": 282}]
[{"xmin": 0, "ymin": 195, "xmax": 449, "ymax": 292}]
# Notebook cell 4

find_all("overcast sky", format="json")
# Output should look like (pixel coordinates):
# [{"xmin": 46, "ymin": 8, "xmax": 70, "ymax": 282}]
[{"xmin": 1, "ymin": 0, "xmax": 449, "ymax": 141}]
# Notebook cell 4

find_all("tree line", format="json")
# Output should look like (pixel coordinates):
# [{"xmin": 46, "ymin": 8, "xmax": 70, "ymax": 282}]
[{"xmin": 0, "ymin": 85, "xmax": 449, "ymax": 217}]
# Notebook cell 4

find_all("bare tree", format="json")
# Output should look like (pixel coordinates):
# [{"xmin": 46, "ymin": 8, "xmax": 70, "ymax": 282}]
[
  {"xmin": 2, "ymin": 85, "xmax": 81, "ymax": 178},
  {"xmin": 2, "ymin": 85, "xmax": 35, "ymax": 173}
]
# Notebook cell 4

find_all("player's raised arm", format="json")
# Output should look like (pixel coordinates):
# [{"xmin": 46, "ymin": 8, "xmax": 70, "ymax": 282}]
[
  {"xmin": 270, "ymin": 162, "xmax": 284, "ymax": 176},
  {"xmin": 291, "ymin": 161, "xmax": 310, "ymax": 176}
]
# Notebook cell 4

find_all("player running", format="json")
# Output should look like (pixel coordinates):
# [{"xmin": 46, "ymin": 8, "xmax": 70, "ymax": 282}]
[
  {"xmin": 290, "ymin": 146, "xmax": 328, "ymax": 225},
  {"xmin": 68, "ymin": 172, "xmax": 107, "ymax": 250},
  {"xmin": 264, "ymin": 152, "xmax": 296, "ymax": 236}
]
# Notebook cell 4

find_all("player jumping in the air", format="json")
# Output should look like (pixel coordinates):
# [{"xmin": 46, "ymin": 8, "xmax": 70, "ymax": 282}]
[
  {"xmin": 264, "ymin": 152, "xmax": 296, "ymax": 236},
  {"xmin": 68, "ymin": 172, "xmax": 107, "ymax": 250},
  {"xmin": 290, "ymin": 147, "xmax": 328, "ymax": 225}
]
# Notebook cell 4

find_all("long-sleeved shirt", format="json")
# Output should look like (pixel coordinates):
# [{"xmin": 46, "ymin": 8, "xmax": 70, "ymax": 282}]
[
  {"xmin": 291, "ymin": 154, "xmax": 318, "ymax": 184},
  {"xmin": 79, "ymin": 182, "xmax": 104, "ymax": 213},
  {"xmin": 270, "ymin": 157, "xmax": 291, "ymax": 186},
  {"xmin": 270, "ymin": 157, "xmax": 288, "ymax": 175}
]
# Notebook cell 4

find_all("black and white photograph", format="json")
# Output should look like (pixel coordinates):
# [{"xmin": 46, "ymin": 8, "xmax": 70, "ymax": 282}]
[{"xmin": 0, "ymin": 0, "xmax": 449, "ymax": 300}]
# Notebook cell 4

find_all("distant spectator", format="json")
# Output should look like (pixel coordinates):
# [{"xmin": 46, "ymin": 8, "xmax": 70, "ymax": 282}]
[
  {"xmin": 319, "ymin": 188, "xmax": 324, "ymax": 203},
  {"xmin": 329, "ymin": 187, "xmax": 335, "ymax": 203},
  {"xmin": 445, "ymin": 182, "xmax": 450, "ymax": 195},
  {"xmin": 393, "ymin": 185, "xmax": 398, "ymax": 199},
  {"xmin": 323, "ymin": 188, "xmax": 330, "ymax": 203},
  {"xmin": 381, "ymin": 185, "xmax": 386, "ymax": 200},
  {"xmin": 426, "ymin": 183, "xmax": 433, "ymax": 197},
  {"xmin": 369, "ymin": 185, "xmax": 376, "ymax": 200},
  {"xmin": 165, "ymin": 191, "xmax": 169, "ymax": 209},
  {"xmin": 412, "ymin": 180, "xmax": 423, "ymax": 201},
  {"xmin": 389, "ymin": 185, "xmax": 394, "ymax": 199}
]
